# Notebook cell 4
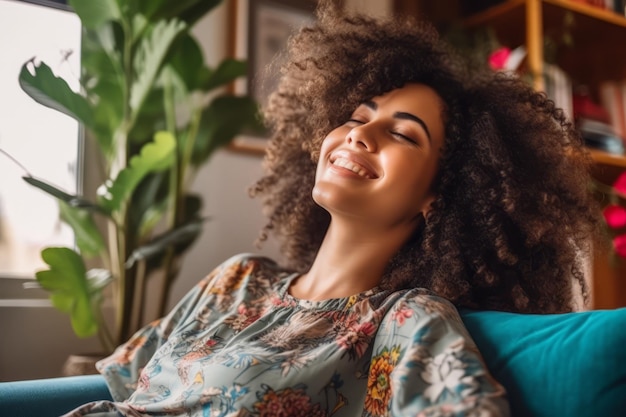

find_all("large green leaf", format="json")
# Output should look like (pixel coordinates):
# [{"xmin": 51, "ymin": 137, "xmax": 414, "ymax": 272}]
[
  {"xmin": 128, "ymin": 88, "xmax": 167, "ymax": 145},
  {"xmin": 68, "ymin": 0, "xmax": 121, "ymax": 29},
  {"xmin": 192, "ymin": 95, "xmax": 263, "ymax": 164},
  {"xmin": 59, "ymin": 202, "xmax": 106, "ymax": 258},
  {"xmin": 128, "ymin": 171, "xmax": 168, "ymax": 239},
  {"xmin": 35, "ymin": 248, "xmax": 97, "ymax": 338},
  {"xmin": 203, "ymin": 59, "xmax": 247, "ymax": 92},
  {"xmin": 166, "ymin": 33, "xmax": 206, "ymax": 92},
  {"xmin": 88, "ymin": 77, "xmax": 124, "ymax": 153},
  {"xmin": 130, "ymin": 19, "xmax": 187, "ymax": 117},
  {"xmin": 19, "ymin": 61, "xmax": 94, "ymax": 129},
  {"xmin": 98, "ymin": 131, "xmax": 176, "ymax": 213},
  {"xmin": 149, "ymin": 0, "xmax": 222, "ymax": 26},
  {"xmin": 125, "ymin": 219, "xmax": 203, "ymax": 268},
  {"xmin": 23, "ymin": 176, "xmax": 105, "ymax": 213},
  {"xmin": 127, "ymin": 0, "xmax": 171, "ymax": 22}
]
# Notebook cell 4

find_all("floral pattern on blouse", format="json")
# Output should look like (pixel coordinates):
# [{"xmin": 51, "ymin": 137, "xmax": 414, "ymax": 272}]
[{"xmin": 63, "ymin": 253, "xmax": 509, "ymax": 417}]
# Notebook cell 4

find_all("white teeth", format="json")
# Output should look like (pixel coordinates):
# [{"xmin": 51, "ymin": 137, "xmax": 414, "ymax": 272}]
[{"xmin": 332, "ymin": 157, "xmax": 371, "ymax": 178}]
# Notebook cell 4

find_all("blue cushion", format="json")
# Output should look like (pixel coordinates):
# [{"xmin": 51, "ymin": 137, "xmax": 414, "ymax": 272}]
[
  {"xmin": 0, "ymin": 374, "xmax": 111, "ymax": 417},
  {"xmin": 460, "ymin": 308, "xmax": 626, "ymax": 417}
]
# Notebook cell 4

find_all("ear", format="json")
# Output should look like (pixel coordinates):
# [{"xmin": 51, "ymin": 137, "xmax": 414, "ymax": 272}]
[{"xmin": 418, "ymin": 193, "xmax": 436, "ymax": 218}]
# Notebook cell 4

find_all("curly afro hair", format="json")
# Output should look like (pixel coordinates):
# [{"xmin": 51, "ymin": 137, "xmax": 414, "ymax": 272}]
[{"xmin": 250, "ymin": 1, "xmax": 601, "ymax": 314}]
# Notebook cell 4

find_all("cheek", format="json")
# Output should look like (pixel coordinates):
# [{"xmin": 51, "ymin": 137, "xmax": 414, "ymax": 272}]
[
  {"xmin": 387, "ymin": 154, "xmax": 438, "ymax": 207},
  {"xmin": 315, "ymin": 131, "xmax": 343, "ymax": 176},
  {"xmin": 315, "ymin": 140, "xmax": 330, "ymax": 180}
]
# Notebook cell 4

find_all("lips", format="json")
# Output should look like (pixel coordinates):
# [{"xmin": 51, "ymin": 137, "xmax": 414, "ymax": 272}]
[{"xmin": 329, "ymin": 151, "xmax": 378, "ymax": 179}]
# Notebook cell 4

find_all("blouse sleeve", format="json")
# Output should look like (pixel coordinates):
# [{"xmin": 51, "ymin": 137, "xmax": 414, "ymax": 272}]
[
  {"xmin": 367, "ymin": 290, "xmax": 511, "ymax": 417},
  {"xmin": 95, "ymin": 254, "xmax": 251, "ymax": 401}
]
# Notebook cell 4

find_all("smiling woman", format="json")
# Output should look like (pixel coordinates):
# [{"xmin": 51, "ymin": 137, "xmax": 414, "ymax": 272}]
[{"xmin": 60, "ymin": 0, "xmax": 602, "ymax": 416}]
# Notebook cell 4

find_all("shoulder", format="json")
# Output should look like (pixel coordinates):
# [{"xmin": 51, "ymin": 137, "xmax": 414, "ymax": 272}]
[
  {"xmin": 199, "ymin": 253, "xmax": 293, "ymax": 293},
  {"xmin": 384, "ymin": 287, "xmax": 457, "ymax": 317},
  {"xmin": 217, "ymin": 252, "xmax": 279, "ymax": 269},
  {"xmin": 379, "ymin": 287, "xmax": 469, "ymax": 340}
]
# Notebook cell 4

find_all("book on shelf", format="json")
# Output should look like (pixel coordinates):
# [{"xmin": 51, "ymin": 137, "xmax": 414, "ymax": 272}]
[
  {"xmin": 568, "ymin": 0, "xmax": 608, "ymax": 9},
  {"xmin": 568, "ymin": 0, "xmax": 626, "ymax": 14},
  {"xmin": 544, "ymin": 63, "xmax": 573, "ymax": 120},
  {"xmin": 577, "ymin": 117, "xmax": 625, "ymax": 154},
  {"xmin": 573, "ymin": 85, "xmax": 625, "ymax": 155},
  {"xmin": 606, "ymin": 0, "xmax": 626, "ymax": 14},
  {"xmin": 598, "ymin": 80, "xmax": 626, "ymax": 155}
]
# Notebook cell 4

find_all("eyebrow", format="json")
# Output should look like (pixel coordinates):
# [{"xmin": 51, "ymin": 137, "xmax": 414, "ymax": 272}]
[{"xmin": 363, "ymin": 100, "xmax": 432, "ymax": 142}]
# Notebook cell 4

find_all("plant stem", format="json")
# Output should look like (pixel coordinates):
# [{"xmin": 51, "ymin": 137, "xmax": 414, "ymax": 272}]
[
  {"xmin": 95, "ymin": 299, "xmax": 115, "ymax": 354},
  {"xmin": 129, "ymin": 259, "xmax": 147, "ymax": 333},
  {"xmin": 154, "ymin": 69, "xmax": 182, "ymax": 317},
  {"xmin": 181, "ymin": 108, "xmax": 203, "ymax": 189},
  {"xmin": 108, "ymin": 220, "xmax": 125, "ymax": 346},
  {"xmin": 113, "ymin": 15, "xmax": 135, "ymax": 345}
]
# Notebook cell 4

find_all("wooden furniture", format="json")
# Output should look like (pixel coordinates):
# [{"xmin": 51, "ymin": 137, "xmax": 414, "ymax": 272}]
[{"xmin": 395, "ymin": 0, "xmax": 626, "ymax": 308}]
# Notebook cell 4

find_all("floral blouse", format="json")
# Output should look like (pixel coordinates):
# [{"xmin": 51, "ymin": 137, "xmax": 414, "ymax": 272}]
[{"xmin": 64, "ymin": 253, "xmax": 509, "ymax": 417}]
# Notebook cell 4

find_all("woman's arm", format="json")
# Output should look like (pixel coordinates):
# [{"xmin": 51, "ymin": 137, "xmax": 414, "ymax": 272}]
[{"xmin": 368, "ymin": 291, "xmax": 510, "ymax": 417}]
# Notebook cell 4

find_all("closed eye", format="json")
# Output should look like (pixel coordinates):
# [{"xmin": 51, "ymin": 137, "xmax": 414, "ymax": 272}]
[{"xmin": 391, "ymin": 131, "xmax": 418, "ymax": 145}]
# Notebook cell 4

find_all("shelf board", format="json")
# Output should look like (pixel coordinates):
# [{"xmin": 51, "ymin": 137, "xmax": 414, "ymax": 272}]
[
  {"xmin": 463, "ymin": 0, "xmax": 526, "ymax": 27},
  {"xmin": 589, "ymin": 149, "xmax": 626, "ymax": 185},
  {"xmin": 465, "ymin": 0, "xmax": 626, "ymax": 28},
  {"xmin": 590, "ymin": 149, "xmax": 626, "ymax": 168}
]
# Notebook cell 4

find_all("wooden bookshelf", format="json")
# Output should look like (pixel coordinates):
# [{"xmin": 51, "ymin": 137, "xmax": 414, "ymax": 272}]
[
  {"xmin": 591, "ymin": 149, "xmax": 626, "ymax": 169},
  {"xmin": 463, "ymin": 0, "xmax": 626, "ymax": 90},
  {"xmin": 591, "ymin": 149, "xmax": 626, "ymax": 183}
]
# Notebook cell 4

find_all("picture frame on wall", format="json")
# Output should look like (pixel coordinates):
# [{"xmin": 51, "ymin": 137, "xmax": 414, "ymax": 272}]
[
  {"xmin": 247, "ymin": 0, "xmax": 316, "ymax": 107},
  {"xmin": 230, "ymin": 0, "xmax": 316, "ymax": 154}
]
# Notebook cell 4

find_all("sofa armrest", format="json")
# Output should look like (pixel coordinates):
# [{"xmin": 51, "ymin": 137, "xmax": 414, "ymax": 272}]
[{"xmin": 0, "ymin": 374, "xmax": 112, "ymax": 417}]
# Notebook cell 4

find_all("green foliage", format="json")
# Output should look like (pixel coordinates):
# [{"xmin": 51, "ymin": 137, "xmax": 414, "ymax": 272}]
[
  {"xmin": 59, "ymin": 202, "xmax": 106, "ymax": 258},
  {"xmin": 19, "ymin": 61, "xmax": 95, "ymax": 130},
  {"xmin": 97, "ymin": 131, "xmax": 176, "ymax": 213},
  {"xmin": 17, "ymin": 0, "xmax": 262, "ymax": 352},
  {"xmin": 36, "ymin": 248, "xmax": 102, "ymax": 338}
]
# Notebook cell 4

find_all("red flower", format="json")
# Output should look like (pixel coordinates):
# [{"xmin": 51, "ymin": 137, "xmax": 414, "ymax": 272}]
[
  {"xmin": 614, "ymin": 234, "xmax": 626, "ymax": 258},
  {"xmin": 599, "ymin": 173, "xmax": 626, "ymax": 259},
  {"xmin": 488, "ymin": 47, "xmax": 511, "ymax": 71},
  {"xmin": 613, "ymin": 172, "xmax": 626, "ymax": 198},
  {"xmin": 603, "ymin": 204, "xmax": 626, "ymax": 229}
]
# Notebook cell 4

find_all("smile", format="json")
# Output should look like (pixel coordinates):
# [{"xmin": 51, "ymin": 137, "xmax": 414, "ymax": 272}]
[{"xmin": 331, "ymin": 156, "xmax": 375, "ymax": 179}]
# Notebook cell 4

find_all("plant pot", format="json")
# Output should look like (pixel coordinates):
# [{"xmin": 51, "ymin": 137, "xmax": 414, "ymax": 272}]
[{"xmin": 61, "ymin": 353, "xmax": 107, "ymax": 376}]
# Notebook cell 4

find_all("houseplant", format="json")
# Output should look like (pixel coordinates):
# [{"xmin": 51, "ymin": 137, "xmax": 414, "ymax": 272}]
[{"xmin": 16, "ymin": 0, "xmax": 261, "ymax": 354}]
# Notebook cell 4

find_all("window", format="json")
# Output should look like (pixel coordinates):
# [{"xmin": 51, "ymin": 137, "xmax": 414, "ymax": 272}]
[{"xmin": 0, "ymin": 0, "xmax": 81, "ymax": 278}]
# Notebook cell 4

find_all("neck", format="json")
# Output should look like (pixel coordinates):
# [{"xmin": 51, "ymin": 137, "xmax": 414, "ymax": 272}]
[{"xmin": 289, "ymin": 218, "xmax": 417, "ymax": 301}]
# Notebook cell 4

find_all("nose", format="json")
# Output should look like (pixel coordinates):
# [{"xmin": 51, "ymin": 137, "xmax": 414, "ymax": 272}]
[{"xmin": 346, "ymin": 124, "xmax": 377, "ymax": 152}]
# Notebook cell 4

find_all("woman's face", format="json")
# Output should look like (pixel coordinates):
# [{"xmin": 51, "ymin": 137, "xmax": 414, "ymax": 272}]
[{"xmin": 313, "ymin": 83, "xmax": 445, "ymax": 230}]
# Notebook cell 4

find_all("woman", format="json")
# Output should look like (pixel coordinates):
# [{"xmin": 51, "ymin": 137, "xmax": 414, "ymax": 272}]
[{"xmin": 64, "ymin": 2, "xmax": 600, "ymax": 416}]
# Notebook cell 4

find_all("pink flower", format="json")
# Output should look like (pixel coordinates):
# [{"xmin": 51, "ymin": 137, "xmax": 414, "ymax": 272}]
[
  {"xmin": 488, "ymin": 47, "xmax": 511, "ymax": 71},
  {"xmin": 603, "ymin": 204, "xmax": 626, "ymax": 229},
  {"xmin": 613, "ymin": 172, "xmax": 626, "ymax": 198},
  {"xmin": 337, "ymin": 321, "xmax": 377, "ymax": 358},
  {"xmin": 391, "ymin": 306, "xmax": 413, "ymax": 325},
  {"xmin": 613, "ymin": 234, "xmax": 626, "ymax": 258}
]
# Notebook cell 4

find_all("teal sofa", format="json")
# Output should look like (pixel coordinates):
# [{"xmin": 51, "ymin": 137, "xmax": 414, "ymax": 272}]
[{"xmin": 1, "ymin": 308, "xmax": 625, "ymax": 417}]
